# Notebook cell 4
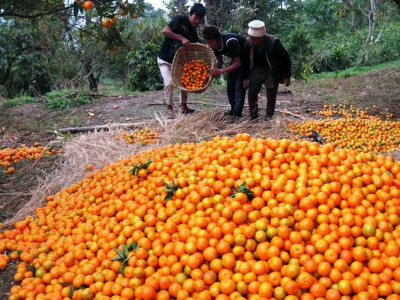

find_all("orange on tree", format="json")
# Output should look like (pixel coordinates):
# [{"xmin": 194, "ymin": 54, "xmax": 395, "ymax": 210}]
[{"xmin": 83, "ymin": 1, "xmax": 94, "ymax": 10}]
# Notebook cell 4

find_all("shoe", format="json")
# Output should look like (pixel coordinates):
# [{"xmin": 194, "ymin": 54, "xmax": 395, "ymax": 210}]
[
  {"xmin": 250, "ymin": 116, "xmax": 259, "ymax": 122},
  {"xmin": 224, "ymin": 110, "xmax": 232, "ymax": 116},
  {"xmin": 181, "ymin": 105, "xmax": 195, "ymax": 114},
  {"xmin": 265, "ymin": 115, "xmax": 273, "ymax": 122}
]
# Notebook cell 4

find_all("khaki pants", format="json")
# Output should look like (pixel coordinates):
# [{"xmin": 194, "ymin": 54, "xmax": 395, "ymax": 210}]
[{"xmin": 157, "ymin": 57, "xmax": 187, "ymax": 106}]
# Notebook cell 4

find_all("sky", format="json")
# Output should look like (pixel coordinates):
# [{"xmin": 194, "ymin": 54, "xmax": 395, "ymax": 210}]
[{"xmin": 145, "ymin": 0, "xmax": 167, "ymax": 11}]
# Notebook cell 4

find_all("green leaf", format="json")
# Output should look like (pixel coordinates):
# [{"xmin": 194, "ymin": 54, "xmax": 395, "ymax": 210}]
[
  {"xmin": 122, "ymin": 244, "xmax": 129, "ymax": 254},
  {"xmin": 114, "ymin": 248, "xmax": 127, "ymax": 260},
  {"xmin": 110, "ymin": 256, "xmax": 121, "ymax": 261},
  {"xmin": 119, "ymin": 265, "xmax": 126, "ymax": 275},
  {"xmin": 238, "ymin": 182, "xmax": 247, "ymax": 192},
  {"xmin": 130, "ymin": 243, "xmax": 139, "ymax": 250},
  {"xmin": 70, "ymin": 286, "xmax": 75, "ymax": 298}
]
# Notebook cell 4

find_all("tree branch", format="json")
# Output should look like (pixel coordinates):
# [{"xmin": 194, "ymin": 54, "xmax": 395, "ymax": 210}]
[{"xmin": 0, "ymin": 4, "xmax": 74, "ymax": 19}]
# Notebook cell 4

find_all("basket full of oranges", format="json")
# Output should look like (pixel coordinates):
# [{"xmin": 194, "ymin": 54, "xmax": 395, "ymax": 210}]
[{"xmin": 171, "ymin": 43, "xmax": 215, "ymax": 93}]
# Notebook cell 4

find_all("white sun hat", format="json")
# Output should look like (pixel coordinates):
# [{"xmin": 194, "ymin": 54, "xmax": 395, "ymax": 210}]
[{"xmin": 248, "ymin": 20, "xmax": 266, "ymax": 37}]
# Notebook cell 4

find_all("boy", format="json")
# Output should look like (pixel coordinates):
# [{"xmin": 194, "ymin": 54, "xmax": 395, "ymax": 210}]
[
  {"xmin": 157, "ymin": 4, "xmax": 206, "ymax": 119},
  {"xmin": 202, "ymin": 26, "xmax": 249, "ymax": 117}
]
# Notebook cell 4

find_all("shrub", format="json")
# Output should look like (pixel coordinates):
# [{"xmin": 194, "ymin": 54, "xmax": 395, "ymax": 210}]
[
  {"xmin": 285, "ymin": 28, "xmax": 313, "ymax": 79},
  {"xmin": 127, "ymin": 43, "xmax": 164, "ymax": 91}
]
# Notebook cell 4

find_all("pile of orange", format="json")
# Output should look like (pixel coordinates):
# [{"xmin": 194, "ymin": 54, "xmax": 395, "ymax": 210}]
[
  {"xmin": 289, "ymin": 106, "xmax": 400, "ymax": 152},
  {"xmin": 311, "ymin": 104, "xmax": 393, "ymax": 120},
  {"xmin": 122, "ymin": 128, "xmax": 161, "ymax": 145},
  {"xmin": 1, "ymin": 134, "xmax": 400, "ymax": 300},
  {"xmin": 181, "ymin": 60, "xmax": 210, "ymax": 90},
  {"xmin": 0, "ymin": 144, "xmax": 60, "ymax": 173}
]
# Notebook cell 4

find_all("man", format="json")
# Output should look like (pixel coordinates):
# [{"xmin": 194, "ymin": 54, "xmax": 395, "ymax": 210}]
[
  {"xmin": 157, "ymin": 3, "xmax": 206, "ymax": 119},
  {"xmin": 202, "ymin": 26, "xmax": 249, "ymax": 118},
  {"xmin": 244, "ymin": 20, "xmax": 292, "ymax": 121}
]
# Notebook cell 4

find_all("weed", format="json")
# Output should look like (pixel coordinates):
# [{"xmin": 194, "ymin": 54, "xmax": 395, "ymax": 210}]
[
  {"xmin": 1, "ymin": 95, "xmax": 37, "ymax": 108},
  {"xmin": 45, "ymin": 96, "xmax": 93, "ymax": 110}
]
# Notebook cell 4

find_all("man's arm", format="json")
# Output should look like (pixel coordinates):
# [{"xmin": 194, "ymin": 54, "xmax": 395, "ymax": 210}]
[
  {"xmin": 162, "ymin": 26, "xmax": 189, "ymax": 45},
  {"xmin": 274, "ymin": 39, "xmax": 292, "ymax": 86},
  {"xmin": 211, "ymin": 57, "xmax": 241, "ymax": 76}
]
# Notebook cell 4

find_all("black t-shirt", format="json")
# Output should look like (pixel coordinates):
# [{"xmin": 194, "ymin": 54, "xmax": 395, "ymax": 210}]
[
  {"xmin": 213, "ymin": 33, "xmax": 248, "ymax": 61},
  {"xmin": 158, "ymin": 15, "xmax": 200, "ymax": 63}
]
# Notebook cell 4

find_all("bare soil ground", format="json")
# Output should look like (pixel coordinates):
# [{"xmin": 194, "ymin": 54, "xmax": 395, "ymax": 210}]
[{"xmin": 0, "ymin": 66, "xmax": 399, "ymax": 299}]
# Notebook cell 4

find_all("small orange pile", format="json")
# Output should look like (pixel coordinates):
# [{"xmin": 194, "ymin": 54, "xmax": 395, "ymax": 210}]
[
  {"xmin": 290, "ymin": 106, "xmax": 400, "ymax": 152},
  {"xmin": 0, "ymin": 135, "xmax": 400, "ymax": 300},
  {"xmin": 0, "ymin": 144, "xmax": 60, "ymax": 172},
  {"xmin": 181, "ymin": 60, "xmax": 210, "ymax": 90},
  {"xmin": 122, "ymin": 128, "xmax": 161, "ymax": 145}
]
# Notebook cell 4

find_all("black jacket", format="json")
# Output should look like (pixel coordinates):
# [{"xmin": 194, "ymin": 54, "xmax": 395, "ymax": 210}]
[{"xmin": 247, "ymin": 34, "xmax": 291, "ymax": 83}]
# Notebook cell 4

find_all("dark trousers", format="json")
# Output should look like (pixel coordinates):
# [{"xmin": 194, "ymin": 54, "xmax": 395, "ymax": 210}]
[
  {"xmin": 226, "ymin": 67, "xmax": 246, "ymax": 117},
  {"xmin": 248, "ymin": 78, "xmax": 279, "ymax": 119}
]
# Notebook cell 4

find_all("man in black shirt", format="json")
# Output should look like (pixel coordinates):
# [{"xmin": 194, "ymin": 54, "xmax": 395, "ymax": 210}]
[
  {"xmin": 243, "ymin": 20, "xmax": 292, "ymax": 120},
  {"xmin": 157, "ymin": 4, "xmax": 206, "ymax": 119},
  {"xmin": 202, "ymin": 26, "xmax": 249, "ymax": 118}
]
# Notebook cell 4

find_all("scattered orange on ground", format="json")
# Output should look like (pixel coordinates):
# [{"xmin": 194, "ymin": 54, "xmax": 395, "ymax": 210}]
[
  {"xmin": 0, "ymin": 145, "xmax": 60, "ymax": 170},
  {"xmin": 289, "ymin": 104, "xmax": 400, "ymax": 152},
  {"xmin": 121, "ymin": 128, "xmax": 161, "ymax": 145}
]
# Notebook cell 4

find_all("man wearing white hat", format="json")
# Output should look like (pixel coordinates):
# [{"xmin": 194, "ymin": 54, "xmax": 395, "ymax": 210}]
[{"xmin": 244, "ymin": 20, "xmax": 292, "ymax": 120}]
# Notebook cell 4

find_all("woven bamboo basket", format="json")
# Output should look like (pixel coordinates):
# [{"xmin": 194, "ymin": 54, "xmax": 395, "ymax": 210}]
[{"xmin": 171, "ymin": 43, "xmax": 215, "ymax": 93}]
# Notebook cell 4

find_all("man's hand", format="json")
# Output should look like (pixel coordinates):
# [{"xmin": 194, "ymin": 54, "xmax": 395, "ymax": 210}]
[
  {"xmin": 243, "ymin": 80, "xmax": 249, "ymax": 89},
  {"xmin": 180, "ymin": 37, "xmax": 190, "ymax": 45},
  {"xmin": 211, "ymin": 68, "xmax": 223, "ymax": 76},
  {"xmin": 283, "ymin": 78, "xmax": 291, "ymax": 87}
]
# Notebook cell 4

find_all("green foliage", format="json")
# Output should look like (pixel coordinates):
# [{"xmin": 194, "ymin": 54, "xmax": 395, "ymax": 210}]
[
  {"xmin": 312, "ymin": 59, "xmax": 400, "ymax": 79},
  {"xmin": 286, "ymin": 27, "xmax": 313, "ymax": 78},
  {"xmin": 1, "ymin": 95, "xmax": 36, "ymax": 108},
  {"xmin": 45, "ymin": 91, "xmax": 94, "ymax": 110},
  {"xmin": 128, "ymin": 43, "xmax": 163, "ymax": 91},
  {"xmin": 300, "ymin": 64, "xmax": 314, "ymax": 82}
]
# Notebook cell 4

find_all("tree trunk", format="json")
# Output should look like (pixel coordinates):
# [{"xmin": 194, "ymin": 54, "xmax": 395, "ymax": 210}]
[
  {"xmin": 83, "ymin": 61, "xmax": 100, "ymax": 93},
  {"xmin": 0, "ymin": 57, "xmax": 16, "ymax": 86},
  {"xmin": 367, "ymin": 0, "xmax": 377, "ymax": 44}
]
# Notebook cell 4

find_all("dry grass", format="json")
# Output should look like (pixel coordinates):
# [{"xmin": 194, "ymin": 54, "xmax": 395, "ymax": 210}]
[{"xmin": 155, "ymin": 109, "xmax": 291, "ymax": 144}]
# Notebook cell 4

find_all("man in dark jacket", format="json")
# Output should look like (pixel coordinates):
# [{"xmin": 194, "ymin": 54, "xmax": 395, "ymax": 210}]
[
  {"xmin": 157, "ymin": 4, "xmax": 206, "ymax": 119},
  {"xmin": 202, "ymin": 26, "xmax": 249, "ymax": 118},
  {"xmin": 243, "ymin": 20, "xmax": 292, "ymax": 120}
]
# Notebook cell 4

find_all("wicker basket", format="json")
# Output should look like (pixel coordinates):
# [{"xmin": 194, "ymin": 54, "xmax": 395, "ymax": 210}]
[{"xmin": 171, "ymin": 43, "xmax": 215, "ymax": 93}]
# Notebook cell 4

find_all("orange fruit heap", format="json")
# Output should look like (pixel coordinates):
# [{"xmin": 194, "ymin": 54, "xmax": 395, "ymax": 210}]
[
  {"xmin": 0, "ymin": 145, "xmax": 59, "ymax": 169},
  {"xmin": 1, "ymin": 134, "xmax": 400, "ymax": 300},
  {"xmin": 289, "ymin": 106, "xmax": 400, "ymax": 152},
  {"xmin": 181, "ymin": 60, "xmax": 210, "ymax": 90},
  {"xmin": 122, "ymin": 128, "xmax": 161, "ymax": 145}
]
